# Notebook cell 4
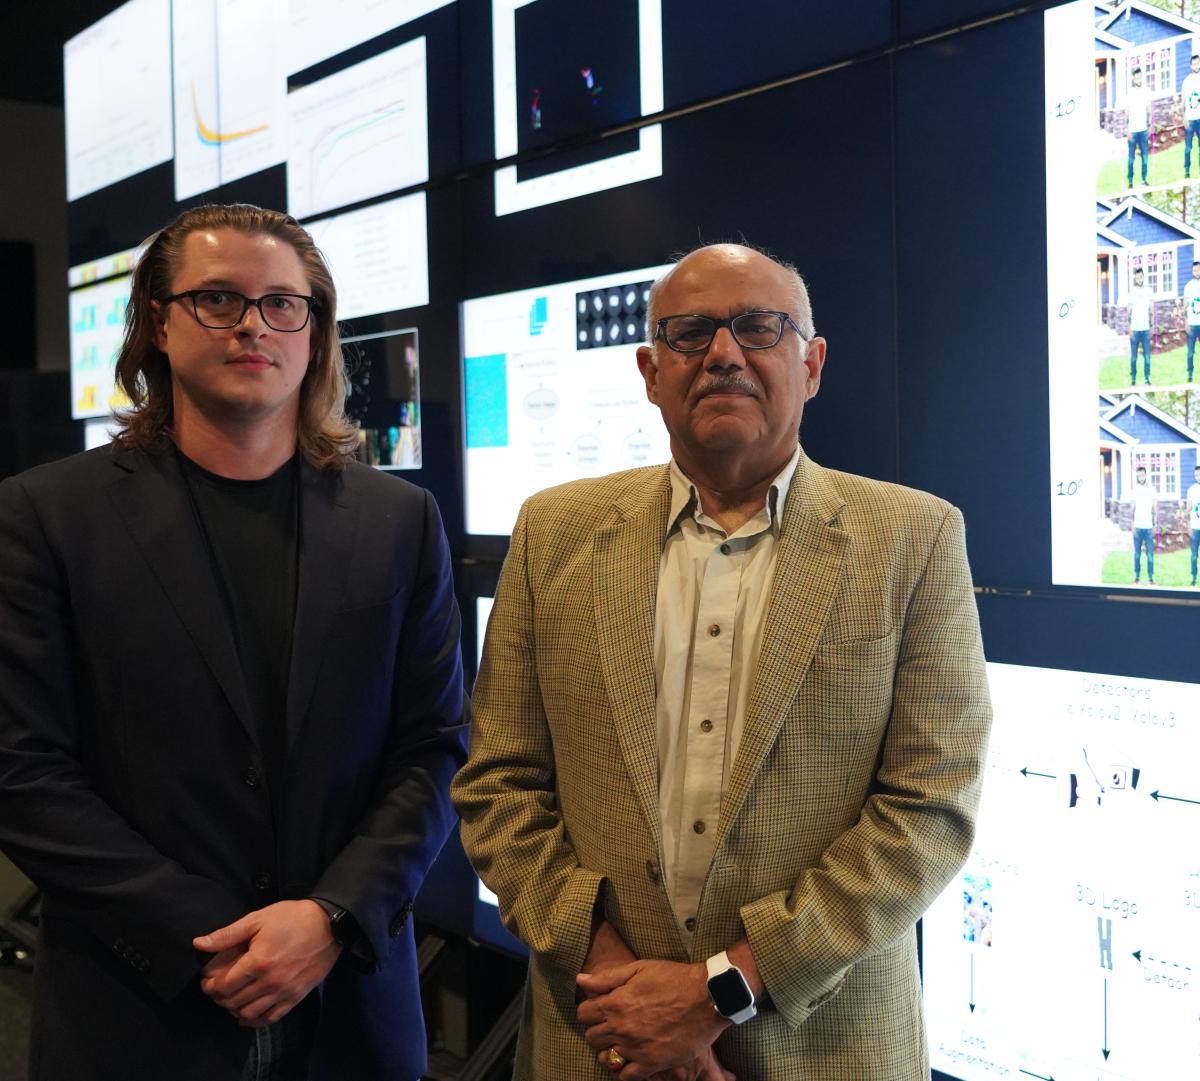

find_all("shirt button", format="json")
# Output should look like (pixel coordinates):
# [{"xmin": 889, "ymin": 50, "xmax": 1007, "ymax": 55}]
[
  {"xmin": 685, "ymin": 917, "xmax": 696, "ymax": 932},
  {"xmin": 253, "ymin": 871, "xmax": 272, "ymax": 891},
  {"xmin": 700, "ymin": 719, "xmax": 713, "ymax": 733},
  {"xmin": 693, "ymin": 820, "xmax": 706, "ymax": 834},
  {"xmin": 720, "ymin": 543, "xmax": 731, "ymax": 555},
  {"xmin": 243, "ymin": 766, "xmax": 261, "ymax": 788},
  {"xmin": 707, "ymin": 624, "xmax": 721, "ymax": 637}
]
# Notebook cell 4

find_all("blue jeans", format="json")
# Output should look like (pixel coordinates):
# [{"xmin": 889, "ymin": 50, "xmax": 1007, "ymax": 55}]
[
  {"xmin": 1128, "ymin": 129, "xmax": 1149, "ymax": 185},
  {"xmin": 1133, "ymin": 527, "xmax": 1154, "ymax": 581},
  {"xmin": 1189, "ymin": 325, "xmax": 1200, "ymax": 381},
  {"xmin": 1191, "ymin": 528, "xmax": 1199, "ymax": 581},
  {"xmin": 1187, "ymin": 120, "xmax": 1200, "ymax": 174},
  {"xmin": 240, "ymin": 994, "xmax": 317, "ymax": 1081},
  {"xmin": 1130, "ymin": 329, "xmax": 1151, "ymax": 382}
]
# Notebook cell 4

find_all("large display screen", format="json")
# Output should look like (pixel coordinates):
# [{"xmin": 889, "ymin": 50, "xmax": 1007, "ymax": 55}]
[
  {"xmin": 68, "ymin": 249, "xmax": 138, "ymax": 421},
  {"xmin": 924, "ymin": 661, "xmax": 1199, "ymax": 1081},
  {"xmin": 461, "ymin": 264, "xmax": 672, "ymax": 535},
  {"xmin": 64, "ymin": 0, "xmax": 174, "ymax": 202},
  {"xmin": 1048, "ymin": 1, "xmax": 1200, "ymax": 590},
  {"xmin": 491, "ymin": 0, "xmax": 663, "ymax": 215}
]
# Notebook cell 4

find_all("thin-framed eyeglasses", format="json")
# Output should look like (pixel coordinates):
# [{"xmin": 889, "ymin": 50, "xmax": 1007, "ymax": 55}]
[
  {"xmin": 161, "ymin": 289, "xmax": 317, "ymax": 332},
  {"xmin": 653, "ymin": 310, "xmax": 805, "ymax": 353}
]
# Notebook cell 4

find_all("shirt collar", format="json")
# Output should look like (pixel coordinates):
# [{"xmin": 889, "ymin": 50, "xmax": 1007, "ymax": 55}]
[{"xmin": 666, "ymin": 444, "xmax": 802, "ymax": 539}]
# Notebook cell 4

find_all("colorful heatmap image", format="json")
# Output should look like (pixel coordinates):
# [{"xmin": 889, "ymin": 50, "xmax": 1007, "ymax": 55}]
[{"xmin": 172, "ymin": 0, "xmax": 288, "ymax": 200}]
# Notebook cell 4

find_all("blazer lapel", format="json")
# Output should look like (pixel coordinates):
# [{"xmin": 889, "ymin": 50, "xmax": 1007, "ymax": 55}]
[
  {"xmin": 592, "ymin": 468, "xmax": 671, "ymax": 849},
  {"xmin": 285, "ymin": 462, "xmax": 356, "ymax": 746},
  {"xmin": 106, "ymin": 448, "xmax": 256, "ymax": 744},
  {"xmin": 717, "ymin": 450, "xmax": 849, "ymax": 840}
]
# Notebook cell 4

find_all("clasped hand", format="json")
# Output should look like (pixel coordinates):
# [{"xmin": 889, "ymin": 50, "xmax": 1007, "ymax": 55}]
[
  {"xmin": 576, "ymin": 959, "xmax": 731, "ymax": 1080},
  {"xmin": 193, "ymin": 899, "xmax": 342, "ymax": 1028}
]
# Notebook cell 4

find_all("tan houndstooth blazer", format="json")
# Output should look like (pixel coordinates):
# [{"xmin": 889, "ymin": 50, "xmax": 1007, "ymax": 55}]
[{"xmin": 452, "ymin": 448, "xmax": 991, "ymax": 1080}]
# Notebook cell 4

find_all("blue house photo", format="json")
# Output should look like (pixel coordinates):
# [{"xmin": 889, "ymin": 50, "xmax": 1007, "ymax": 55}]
[{"xmin": 1099, "ymin": 392, "xmax": 1200, "ymax": 505}]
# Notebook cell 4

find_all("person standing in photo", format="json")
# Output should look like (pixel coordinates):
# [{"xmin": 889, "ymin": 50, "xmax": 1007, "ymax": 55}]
[
  {"xmin": 1127, "ymin": 66, "xmax": 1151, "ymax": 189},
  {"xmin": 1182, "ymin": 54, "xmax": 1200, "ymax": 179},
  {"xmin": 1187, "ymin": 464, "xmax": 1200, "ymax": 586},
  {"xmin": 1128, "ymin": 267, "xmax": 1153, "ymax": 385},
  {"xmin": 1185, "ymin": 262, "xmax": 1200, "ymax": 383},
  {"xmin": 1131, "ymin": 464, "xmax": 1158, "ymax": 584}
]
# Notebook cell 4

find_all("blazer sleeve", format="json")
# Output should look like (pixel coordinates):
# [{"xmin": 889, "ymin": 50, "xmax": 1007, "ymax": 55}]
[
  {"xmin": 0, "ymin": 473, "xmax": 246, "ymax": 1002},
  {"xmin": 451, "ymin": 501, "xmax": 605, "ymax": 979},
  {"xmin": 738, "ymin": 506, "xmax": 991, "ymax": 1028},
  {"xmin": 309, "ymin": 488, "xmax": 468, "ymax": 965}
]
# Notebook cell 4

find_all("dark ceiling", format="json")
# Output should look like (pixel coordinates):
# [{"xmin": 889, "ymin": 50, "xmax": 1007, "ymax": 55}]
[{"xmin": 0, "ymin": 1, "xmax": 121, "ymax": 107}]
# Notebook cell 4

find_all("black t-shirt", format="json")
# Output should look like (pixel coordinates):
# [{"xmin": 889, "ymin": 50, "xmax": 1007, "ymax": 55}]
[{"xmin": 178, "ymin": 448, "xmax": 298, "ymax": 809}]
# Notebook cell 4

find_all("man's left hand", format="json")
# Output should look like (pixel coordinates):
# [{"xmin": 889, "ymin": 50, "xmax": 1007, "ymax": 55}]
[
  {"xmin": 193, "ymin": 899, "xmax": 342, "ymax": 1028},
  {"xmin": 576, "ymin": 960, "xmax": 729, "ymax": 1079}
]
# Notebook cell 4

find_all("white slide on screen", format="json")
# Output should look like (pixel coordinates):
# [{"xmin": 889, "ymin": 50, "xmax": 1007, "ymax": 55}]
[
  {"xmin": 306, "ymin": 193, "xmax": 429, "ymax": 321},
  {"xmin": 64, "ymin": 0, "xmax": 173, "ymax": 201},
  {"xmin": 171, "ymin": 0, "xmax": 289, "ymax": 200},
  {"xmin": 69, "ymin": 275, "xmax": 132, "ymax": 421},
  {"xmin": 462, "ymin": 265, "xmax": 672, "ymax": 535},
  {"xmin": 923, "ymin": 661, "xmax": 1200, "ymax": 1081},
  {"xmin": 286, "ymin": 0, "xmax": 453, "ymax": 74},
  {"xmin": 287, "ymin": 37, "xmax": 429, "ymax": 221}
]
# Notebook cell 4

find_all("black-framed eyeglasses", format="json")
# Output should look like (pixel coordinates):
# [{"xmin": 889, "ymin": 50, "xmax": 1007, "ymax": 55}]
[
  {"xmin": 161, "ymin": 289, "xmax": 317, "ymax": 332},
  {"xmin": 653, "ymin": 310, "xmax": 805, "ymax": 353}
]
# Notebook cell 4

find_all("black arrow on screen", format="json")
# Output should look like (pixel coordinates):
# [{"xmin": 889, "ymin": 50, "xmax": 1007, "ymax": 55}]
[
  {"xmin": 969, "ymin": 955, "xmax": 975, "ymax": 1013},
  {"xmin": 1102, "ymin": 977, "xmax": 1110, "ymax": 1061},
  {"xmin": 1020, "ymin": 768, "xmax": 1056, "ymax": 779},
  {"xmin": 1150, "ymin": 790, "xmax": 1200, "ymax": 806},
  {"xmin": 1133, "ymin": 950, "xmax": 1142, "ymax": 963},
  {"xmin": 1018, "ymin": 1069, "xmax": 1055, "ymax": 1081}
]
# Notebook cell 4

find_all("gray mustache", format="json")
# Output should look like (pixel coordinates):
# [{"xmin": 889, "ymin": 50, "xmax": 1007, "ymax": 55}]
[{"xmin": 697, "ymin": 374, "xmax": 758, "ymax": 397}]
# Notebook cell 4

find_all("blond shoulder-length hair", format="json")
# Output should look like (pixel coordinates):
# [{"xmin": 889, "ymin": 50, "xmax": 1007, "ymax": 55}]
[{"xmin": 112, "ymin": 203, "xmax": 358, "ymax": 469}]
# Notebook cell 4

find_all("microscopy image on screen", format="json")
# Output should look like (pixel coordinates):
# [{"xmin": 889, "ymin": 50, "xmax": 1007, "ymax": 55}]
[
  {"xmin": 343, "ymin": 327, "xmax": 422, "ymax": 470},
  {"xmin": 923, "ymin": 661, "xmax": 1200, "ymax": 1081},
  {"xmin": 461, "ymin": 265, "xmax": 671, "ymax": 535},
  {"xmin": 1047, "ymin": 2, "xmax": 1200, "ymax": 590},
  {"xmin": 492, "ymin": 0, "xmax": 663, "ymax": 215},
  {"xmin": 514, "ymin": 0, "xmax": 642, "ymax": 182},
  {"xmin": 64, "ymin": 0, "xmax": 173, "ymax": 202}
]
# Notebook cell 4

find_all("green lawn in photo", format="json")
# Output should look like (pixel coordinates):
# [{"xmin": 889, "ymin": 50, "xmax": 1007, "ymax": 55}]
[
  {"xmin": 1101, "ymin": 546, "xmax": 1198, "ymax": 587},
  {"xmin": 1097, "ymin": 136, "xmax": 1196, "ymax": 197},
  {"xmin": 1099, "ymin": 343, "xmax": 1197, "ymax": 389}
]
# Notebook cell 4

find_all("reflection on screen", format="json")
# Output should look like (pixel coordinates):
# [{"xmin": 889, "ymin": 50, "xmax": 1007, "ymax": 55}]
[
  {"xmin": 343, "ymin": 326, "xmax": 422, "ymax": 470},
  {"xmin": 923, "ymin": 661, "xmax": 1199, "ymax": 1081},
  {"xmin": 461, "ymin": 265, "xmax": 672, "ymax": 535},
  {"xmin": 1046, "ymin": 2, "xmax": 1200, "ymax": 591},
  {"xmin": 65, "ymin": 0, "xmax": 174, "ymax": 201}
]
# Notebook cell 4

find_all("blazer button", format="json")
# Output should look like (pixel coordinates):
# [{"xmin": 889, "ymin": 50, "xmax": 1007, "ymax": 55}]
[
  {"xmin": 253, "ymin": 871, "xmax": 272, "ymax": 892},
  {"xmin": 645, "ymin": 860, "xmax": 659, "ymax": 882},
  {"xmin": 243, "ymin": 766, "xmax": 261, "ymax": 788}
]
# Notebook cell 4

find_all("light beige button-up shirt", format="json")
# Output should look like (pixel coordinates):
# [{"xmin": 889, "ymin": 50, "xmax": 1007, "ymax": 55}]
[{"xmin": 654, "ymin": 445, "xmax": 800, "ymax": 943}]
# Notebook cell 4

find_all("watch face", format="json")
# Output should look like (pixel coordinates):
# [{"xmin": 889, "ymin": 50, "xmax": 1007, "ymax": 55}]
[{"xmin": 708, "ymin": 967, "xmax": 753, "ymax": 1017}]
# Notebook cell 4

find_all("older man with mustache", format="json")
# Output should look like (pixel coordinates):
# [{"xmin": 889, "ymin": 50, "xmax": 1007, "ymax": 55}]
[{"xmin": 453, "ymin": 243, "xmax": 991, "ymax": 1081}]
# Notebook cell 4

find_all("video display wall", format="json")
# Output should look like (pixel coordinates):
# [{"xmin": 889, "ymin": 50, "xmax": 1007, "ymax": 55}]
[
  {"xmin": 62, "ymin": 0, "xmax": 1198, "ymax": 1073},
  {"xmin": 924, "ymin": 661, "xmax": 1199, "ymax": 1081}
]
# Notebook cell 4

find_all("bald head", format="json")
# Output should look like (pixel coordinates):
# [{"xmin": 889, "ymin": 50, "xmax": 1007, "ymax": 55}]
[{"xmin": 646, "ymin": 244, "xmax": 815, "ymax": 347}]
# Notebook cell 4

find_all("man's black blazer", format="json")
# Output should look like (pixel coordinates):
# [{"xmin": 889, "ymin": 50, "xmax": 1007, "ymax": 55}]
[{"xmin": 0, "ymin": 444, "xmax": 467, "ymax": 1080}]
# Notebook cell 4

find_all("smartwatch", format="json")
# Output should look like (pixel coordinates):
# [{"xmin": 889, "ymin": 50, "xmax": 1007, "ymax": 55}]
[{"xmin": 705, "ymin": 951, "xmax": 757, "ymax": 1024}]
